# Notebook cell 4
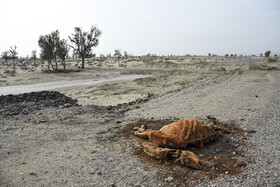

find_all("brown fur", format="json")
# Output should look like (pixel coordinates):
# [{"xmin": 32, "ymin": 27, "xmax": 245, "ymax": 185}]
[
  {"xmin": 135, "ymin": 118, "xmax": 216, "ymax": 148},
  {"xmin": 134, "ymin": 118, "xmax": 216, "ymax": 169}
]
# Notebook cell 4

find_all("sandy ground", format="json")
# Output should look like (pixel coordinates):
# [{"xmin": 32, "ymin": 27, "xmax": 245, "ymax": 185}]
[
  {"xmin": 1, "ymin": 56, "xmax": 280, "ymax": 186},
  {"xmin": 1, "ymin": 56, "xmax": 274, "ymax": 106}
]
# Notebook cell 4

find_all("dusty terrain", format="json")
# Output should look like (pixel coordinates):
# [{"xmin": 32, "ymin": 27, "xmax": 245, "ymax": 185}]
[{"xmin": 0, "ymin": 56, "xmax": 280, "ymax": 186}]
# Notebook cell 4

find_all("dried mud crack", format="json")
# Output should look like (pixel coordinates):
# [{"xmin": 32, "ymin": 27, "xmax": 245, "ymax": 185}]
[{"xmin": 120, "ymin": 119, "xmax": 256, "ymax": 186}]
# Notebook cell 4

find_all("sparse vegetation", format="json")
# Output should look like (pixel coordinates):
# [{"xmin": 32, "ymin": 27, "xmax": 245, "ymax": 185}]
[
  {"xmin": 69, "ymin": 26, "xmax": 102, "ymax": 69},
  {"xmin": 114, "ymin": 49, "xmax": 123, "ymax": 66},
  {"xmin": 1, "ymin": 51, "xmax": 9, "ymax": 64},
  {"xmin": 249, "ymin": 63, "xmax": 278, "ymax": 70},
  {"xmin": 124, "ymin": 51, "xmax": 128, "ymax": 58},
  {"xmin": 57, "ymin": 39, "xmax": 69, "ymax": 70},
  {"xmin": 265, "ymin": 50, "xmax": 271, "ymax": 57},
  {"xmin": 99, "ymin": 54, "xmax": 106, "ymax": 62},
  {"xmin": 114, "ymin": 49, "xmax": 122, "ymax": 60},
  {"xmin": 38, "ymin": 30, "xmax": 69, "ymax": 71},
  {"xmin": 267, "ymin": 57, "xmax": 278, "ymax": 62},
  {"xmin": 9, "ymin": 46, "xmax": 18, "ymax": 67},
  {"xmin": 31, "ymin": 50, "xmax": 37, "ymax": 66}
]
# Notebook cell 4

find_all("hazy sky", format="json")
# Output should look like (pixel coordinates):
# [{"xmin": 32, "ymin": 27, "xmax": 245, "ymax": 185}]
[{"xmin": 0, "ymin": 0, "xmax": 279, "ymax": 57}]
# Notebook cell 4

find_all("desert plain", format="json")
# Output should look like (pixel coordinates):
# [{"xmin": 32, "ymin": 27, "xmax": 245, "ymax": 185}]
[{"xmin": 0, "ymin": 56, "xmax": 280, "ymax": 186}]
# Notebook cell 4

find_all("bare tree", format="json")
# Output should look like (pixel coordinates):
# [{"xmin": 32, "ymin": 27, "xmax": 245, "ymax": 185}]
[
  {"xmin": 99, "ymin": 54, "xmax": 106, "ymax": 62},
  {"xmin": 114, "ymin": 49, "xmax": 122, "ymax": 59},
  {"xmin": 114, "ymin": 49, "xmax": 122, "ymax": 66},
  {"xmin": 31, "ymin": 50, "xmax": 37, "ymax": 66},
  {"xmin": 69, "ymin": 26, "xmax": 102, "ymax": 68},
  {"xmin": 9, "ymin": 46, "xmax": 18, "ymax": 67},
  {"xmin": 124, "ymin": 51, "xmax": 128, "ymax": 58}
]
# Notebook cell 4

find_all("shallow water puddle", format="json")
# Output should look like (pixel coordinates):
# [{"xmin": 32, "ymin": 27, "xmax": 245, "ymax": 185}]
[{"xmin": 0, "ymin": 75, "xmax": 148, "ymax": 95}]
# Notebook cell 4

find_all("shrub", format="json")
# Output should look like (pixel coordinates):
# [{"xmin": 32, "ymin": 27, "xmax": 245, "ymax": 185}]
[
  {"xmin": 265, "ymin": 50, "xmax": 271, "ymax": 57},
  {"xmin": 267, "ymin": 58, "xmax": 278, "ymax": 62},
  {"xmin": 249, "ymin": 63, "xmax": 278, "ymax": 70}
]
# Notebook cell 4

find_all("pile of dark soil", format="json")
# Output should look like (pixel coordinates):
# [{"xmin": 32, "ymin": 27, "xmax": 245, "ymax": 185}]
[
  {"xmin": 121, "ymin": 118, "xmax": 256, "ymax": 186},
  {"xmin": 0, "ymin": 91, "xmax": 78, "ymax": 117}
]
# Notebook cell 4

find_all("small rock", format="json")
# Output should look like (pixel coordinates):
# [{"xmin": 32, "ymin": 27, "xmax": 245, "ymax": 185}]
[
  {"xmin": 63, "ymin": 103, "xmax": 72, "ymax": 108},
  {"xmin": 133, "ymin": 127, "xmax": 140, "ymax": 131},
  {"xmin": 165, "ymin": 176, "xmax": 173, "ymax": 182},
  {"xmin": 29, "ymin": 172, "xmax": 37, "ymax": 176}
]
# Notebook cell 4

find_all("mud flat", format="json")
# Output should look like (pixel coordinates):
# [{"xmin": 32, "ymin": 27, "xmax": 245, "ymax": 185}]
[{"xmin": 0, "ymin": 56, "xmax": 280, "ymax": 186}]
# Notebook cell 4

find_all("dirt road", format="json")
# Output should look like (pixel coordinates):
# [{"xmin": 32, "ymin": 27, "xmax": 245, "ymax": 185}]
[{"xmin": 0, "ymin": 75, "xmax": 148, "ymax": 96}]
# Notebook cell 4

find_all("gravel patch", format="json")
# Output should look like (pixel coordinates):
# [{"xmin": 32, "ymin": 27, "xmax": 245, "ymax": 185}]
[
  {"xmin": 0, "ymin": 70, "xmax": 279, "ymax": 186},
  {"xmin": 125, "ymin": 70, "xmax": 280, "ymax": 186}
]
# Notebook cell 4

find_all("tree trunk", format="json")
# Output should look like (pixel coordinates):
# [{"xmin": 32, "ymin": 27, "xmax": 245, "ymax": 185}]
[
  {"xmin": 82, "ymin": 56, "xmax": 85, "ymax": 68},
  {"xmin": 62, "ymin": 59, "xmax": 66, "ymax": 70},
  {"xmin": 47, "ymin": 61, "xmax": 50, "ymax": 71},
  {"xmin": 34, "ymin": 58, "xmax": 37, "ymax": 67},
  {"xmin": 48, "ymin": 60, "xmax": 55, "ymax": 71},
  {"xmin": 54, "ymin": 56, "xmax": 58, "ymax": 71}
]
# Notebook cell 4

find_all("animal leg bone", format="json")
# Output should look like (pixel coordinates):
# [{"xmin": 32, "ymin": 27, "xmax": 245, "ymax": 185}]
[
  {"xmin": 174, "ymin": 150, "xmax": 205, "ymax": 169},
  {"xmin": 142, "ymin": 142, "xmax": 174, "ymax": 160},
  {"xmin": 142, "ymin": 142, "xmax": 204, "ymax": 169}
]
